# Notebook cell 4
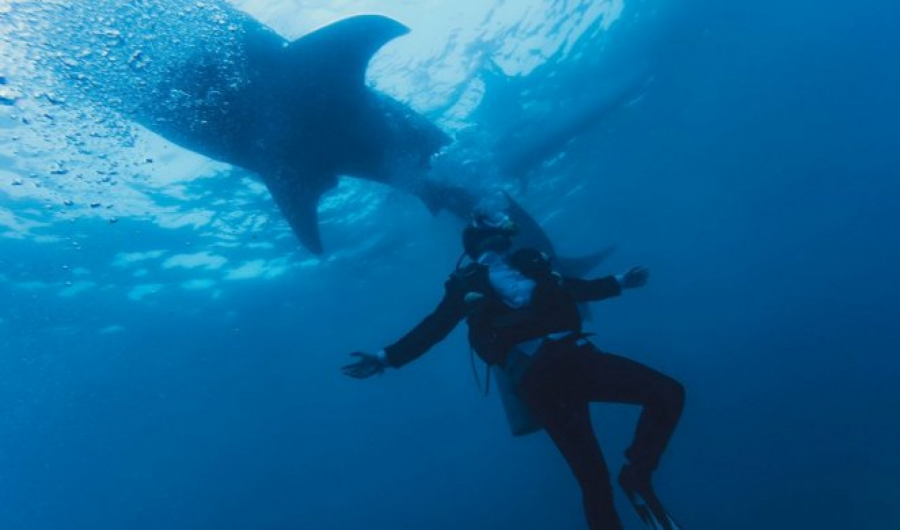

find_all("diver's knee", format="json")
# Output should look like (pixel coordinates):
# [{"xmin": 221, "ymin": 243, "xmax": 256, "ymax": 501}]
[
  {"xmin": 656, "ymin": 376, "xmax": 685, "ymax": 415},
  {"xmin": 670, "ymin": 378, "xmax": 685, "ymax": 406}
]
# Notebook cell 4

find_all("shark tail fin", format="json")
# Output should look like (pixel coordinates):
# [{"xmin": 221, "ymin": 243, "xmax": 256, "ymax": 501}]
[{"xmin": 287, "ymin": 15, "xmax": 409, "ymax": 85}]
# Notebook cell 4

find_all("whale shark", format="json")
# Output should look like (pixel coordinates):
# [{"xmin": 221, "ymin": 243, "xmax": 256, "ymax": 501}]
[{"xmin": 132, "ymin": 14, "xmax": 459, "ymax": 254}]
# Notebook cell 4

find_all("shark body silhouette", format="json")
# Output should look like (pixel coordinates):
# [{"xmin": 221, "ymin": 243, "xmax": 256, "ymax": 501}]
[{"xmin": 135, "ymin": 14, "xmax": 457, "ymax": 254}]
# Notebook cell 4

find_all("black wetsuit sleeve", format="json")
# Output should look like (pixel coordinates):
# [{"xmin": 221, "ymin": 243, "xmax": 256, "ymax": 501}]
[
  {"xmin": 383, "ymin": 276, "xmax": 468, "ymax": 368},
  {"xmin": 562, "ymin": 275, "xmax": 622, "ymax": 303}
]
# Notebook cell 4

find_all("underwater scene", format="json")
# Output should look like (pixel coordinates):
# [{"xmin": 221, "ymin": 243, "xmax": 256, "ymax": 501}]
[{"xmin": 1, "ymin": 0, "xmax": 898, "ymax": 528}]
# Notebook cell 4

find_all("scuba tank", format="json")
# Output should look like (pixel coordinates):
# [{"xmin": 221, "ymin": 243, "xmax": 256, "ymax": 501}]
[{"xmin": 493, "ymin": 346, "xmax": 543, "ymax": 436}]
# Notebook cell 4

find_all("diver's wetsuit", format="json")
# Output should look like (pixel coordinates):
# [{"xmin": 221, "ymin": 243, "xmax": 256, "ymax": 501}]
[
  {"xmin": 519, "ymin": 338, "xmax": 684, "ymax": 530},
  {"xmin": 382, "ymin": 263, "xmax": 684, "ymax": 530}
]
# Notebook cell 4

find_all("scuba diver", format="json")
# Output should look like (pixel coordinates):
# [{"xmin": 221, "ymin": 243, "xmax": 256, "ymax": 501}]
[{"xmin": 343, "ymin": 212, "xmax": 685, "ymax": 530}]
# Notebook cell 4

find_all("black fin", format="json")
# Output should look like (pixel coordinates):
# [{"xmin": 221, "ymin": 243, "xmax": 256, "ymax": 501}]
[
  {"xmin": 619, "ymin": 466, "xmax": 684, "ymax": 530},
  {"xmin": 287, "ymin": 15, "xmax": 409, "ymax": 86}
]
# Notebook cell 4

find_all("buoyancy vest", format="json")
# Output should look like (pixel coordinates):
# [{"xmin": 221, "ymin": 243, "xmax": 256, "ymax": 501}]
[{"xmin": 451, "ymin": 248, "xmax": 582, "ymax": 366}]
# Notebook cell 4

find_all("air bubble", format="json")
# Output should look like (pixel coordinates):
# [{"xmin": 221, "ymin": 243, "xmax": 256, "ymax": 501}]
[
  {"xmin": 0, "ymin": 88, "xmax": 17, "ymax": 106},
  {"xmin": 128, "ymin": 50, "xmax": 150, "ymax": 70}
]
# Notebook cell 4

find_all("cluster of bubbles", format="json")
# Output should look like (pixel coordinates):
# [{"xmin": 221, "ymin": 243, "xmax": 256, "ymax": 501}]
[
  {"xmin": 7, "ymin": 0, "xmax": 249, "ymax": 114},
  {"xmin": 0, "ymin": 1, "xmax": 261, "ymax": 232}
]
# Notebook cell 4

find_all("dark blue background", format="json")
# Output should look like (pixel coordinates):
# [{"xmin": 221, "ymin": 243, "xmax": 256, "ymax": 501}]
[{"xmin": 1, "ymin": 0, "xmax": 898, "ymax": 528}]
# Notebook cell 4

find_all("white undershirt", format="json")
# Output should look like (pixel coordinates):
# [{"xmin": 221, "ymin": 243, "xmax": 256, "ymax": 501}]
[{"xmin": 478, "ymin": 251, "xmax": 536, "ymax": 309}]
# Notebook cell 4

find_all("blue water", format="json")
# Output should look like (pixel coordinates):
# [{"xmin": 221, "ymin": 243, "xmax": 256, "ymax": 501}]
[{"xmin": 1, "ymin": 1, "xmax": 899, "ymax": 529}]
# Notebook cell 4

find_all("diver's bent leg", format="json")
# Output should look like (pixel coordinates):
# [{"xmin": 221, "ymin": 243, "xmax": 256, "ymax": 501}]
[
  {"xmin": 573, "ymin": 345, "xmax": 685, "ymax": 473},
  {"xmin": 522, "ymin": 383, "xmax": 624, "ymax": 530},
  {"xmin": 626, "ymin": 372, "xmax": 684, "ymax": 475}
]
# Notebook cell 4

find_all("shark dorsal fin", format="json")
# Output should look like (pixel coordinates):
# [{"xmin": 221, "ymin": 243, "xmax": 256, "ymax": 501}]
[{"xmin": 287, "ymin": 15, "xmax": 409, "ymax": 86}]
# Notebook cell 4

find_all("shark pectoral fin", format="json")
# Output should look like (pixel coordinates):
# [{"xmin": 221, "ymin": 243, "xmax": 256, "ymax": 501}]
[
  {"xmin": 502, "ymin": 191, "xmax": 557, "ymax": 254},
  {"xmin": 288, "ymin": 15, "xmax": 409, "ymax": 86},
  {"xmin": 264, "ymin": 174, "xmax": 329, "ymax": 254},
  {"xmin": 556, "ymin": 246, "xmax": 617, "ymax": 278},
  {"xmin": 502, "ymin": 191, "xmax": 616, "ymax": 277}
]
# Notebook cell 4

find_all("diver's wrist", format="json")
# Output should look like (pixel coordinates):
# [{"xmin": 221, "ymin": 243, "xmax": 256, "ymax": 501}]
[{"xmin": 376, "ymin": 349, "xmax": 390, "ymax": 368}]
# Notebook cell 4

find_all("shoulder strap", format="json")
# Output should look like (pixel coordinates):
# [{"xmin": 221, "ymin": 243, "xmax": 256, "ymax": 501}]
[
  {"xmin": 470, "ymin": 346, "xmax": 491, "ymax": 397},
  {"xmin": 508, "ymin": 247, "xmax": 553, "ymax": 281},
  {"xmin": 450, "ymin": 261, "xmax": 487, "ymax": 290}
]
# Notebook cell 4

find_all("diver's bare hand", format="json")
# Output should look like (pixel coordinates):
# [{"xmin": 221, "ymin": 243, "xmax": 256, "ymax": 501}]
[
  {"xmin": 341, "ymin": 351, "xmax": 385, "ymax": 379},
  {"xmin": 620, "ymin": 266, "xmax": 649, "ymax": 289}
]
